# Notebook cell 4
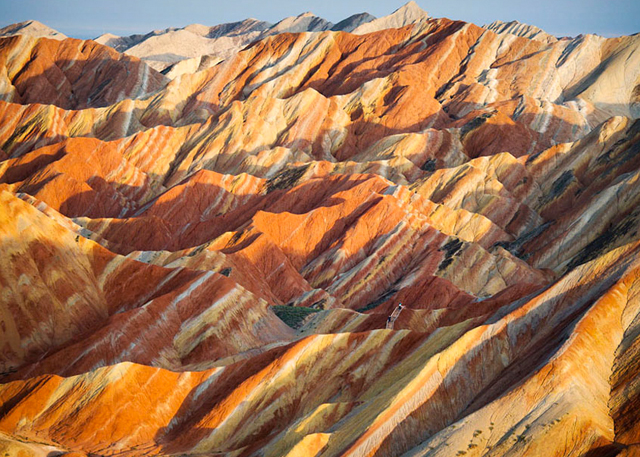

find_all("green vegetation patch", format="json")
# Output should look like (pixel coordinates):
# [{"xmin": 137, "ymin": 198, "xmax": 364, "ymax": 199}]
[
  {"xmin": 437, "ymin": 237, "xmax": 463, "ymax": 272},
  {"xmin": 271, "ymin": 305, "xmax": 321, "ymax": 329},
  {"xmin": 356, "ymin": 289, "xmax": 398, "ymax": 313},
  {"xmin": 567, "ymin": 214, "xmax": 638, "ymax": 270},
  {"xmin": 265, "ymin": 165, "xmax": 310, "ymax": 194},
  {"xmin": 460, "ymin": 111, "xmax": 493, "ymax": 140}
]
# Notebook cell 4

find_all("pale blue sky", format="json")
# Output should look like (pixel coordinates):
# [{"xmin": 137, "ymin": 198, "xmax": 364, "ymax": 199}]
[{"xmin": 1, "ymin": 0, "xmax": 638, "ymax": 39}]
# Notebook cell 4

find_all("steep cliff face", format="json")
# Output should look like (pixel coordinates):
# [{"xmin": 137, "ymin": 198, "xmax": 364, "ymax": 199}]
[{"xmin": 0, "ymin": 3, "xmax": 639, "ymax": 456}]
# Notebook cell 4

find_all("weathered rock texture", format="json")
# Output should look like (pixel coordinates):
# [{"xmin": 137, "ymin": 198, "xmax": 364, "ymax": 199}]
[{"xmin": 0, "ymin": 2, "xmax": 639, "ymax": 456}]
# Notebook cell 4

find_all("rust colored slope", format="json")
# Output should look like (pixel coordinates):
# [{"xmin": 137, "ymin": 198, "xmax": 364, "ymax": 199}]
[
  {"xmin": 1, "ymin": 137, "xmax": 157, "ymax": 218},
  {"xmin": 0, "ymin": 189, "xmax": 293, "ymax": 377},
  {"xmin": 0, "ymin": 331, "xmax": 426, "ymax": 456},
  {"xmin": 0, "ymin": 243, "xmax": 637, "ymax": 457},
  {"xmin": 0, "ymin": 25, "xmax": 637, "ymax": 198},
  {"xmin": 317, "ymin": 242, "xmax": 640, "ymax": 457},
  {"xmin": 402, "ymin": 243, "xmax": 640, "ymax": 457},
  {"xmin": 0, "ymin": 35, "xmax": 167, "ymax": 109},
  {"xmin": 75, "ymin": 171, "xmax": 546, "ymax": 312},
  {"xmin": 0, "ymin": 18, "xmax": 637, "ymax": 172}
]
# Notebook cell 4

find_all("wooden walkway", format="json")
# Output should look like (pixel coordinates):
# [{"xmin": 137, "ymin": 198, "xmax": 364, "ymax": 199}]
[{"xmin": 385, "ymin": 303, "xmax": 404, "ymax": 330}]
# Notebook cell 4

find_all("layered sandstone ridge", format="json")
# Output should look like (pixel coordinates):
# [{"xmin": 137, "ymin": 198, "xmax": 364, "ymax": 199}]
[{"xmin": 0, "ymin": 4, "xmax": 639, "ymax": 457}]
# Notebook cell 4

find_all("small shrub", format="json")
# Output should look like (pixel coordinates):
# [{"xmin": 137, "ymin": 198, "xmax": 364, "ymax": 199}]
[{"xmin": 271, "ymin": 305, "xmax": 321, "ymax": 329}]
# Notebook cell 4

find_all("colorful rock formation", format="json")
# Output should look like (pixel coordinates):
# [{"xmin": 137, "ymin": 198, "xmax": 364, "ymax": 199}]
[{"xmin": 0, "ymin": 2, "xmax": 639, "ymax": 456}]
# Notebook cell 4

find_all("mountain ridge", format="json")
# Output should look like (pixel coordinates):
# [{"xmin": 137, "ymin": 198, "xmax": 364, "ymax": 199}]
[
  {"xmin": 0, "ymin": 19, "xmax": 67, "ymax": 40},
  {"xmin": 1, "ymin": 3, "xmax": 580, "ymax": 80}
]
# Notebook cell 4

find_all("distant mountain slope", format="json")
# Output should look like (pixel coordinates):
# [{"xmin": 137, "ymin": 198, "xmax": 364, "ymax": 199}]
[
  {"xmin": 94, "ymin": 10, "xmax": 377, "ymax": 74},
  {"xmin": 95, "ymin": 20, "xmax": 274, "ymax": 52},
  {"xmin": 484, "ymin": 19, "xmax": 558, "ymax": 43},
  {"xmin": 0, "ymin": 20, "xmax": 66, "ymax": 40},
  {"xmin": 331, "ymin": 12, "xmax": 377, "ymax": 33},
  {"xmin": 260, "ymin": 11, "xmax": 331, "ymax": 35},
  {"xmin": 91, "ymin": 2, "xmax": 433, "ymax": 75},
  {"xmin": 95, "ymin": 18, "xmax": 270, "ymax": 72},
  {"xmin": 95, "ymin": 12, "xmax": 341, "ymax": 73},
  {"xmin": 352, "ymin": 1, "xmax": 429, "ymax": 34}
]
